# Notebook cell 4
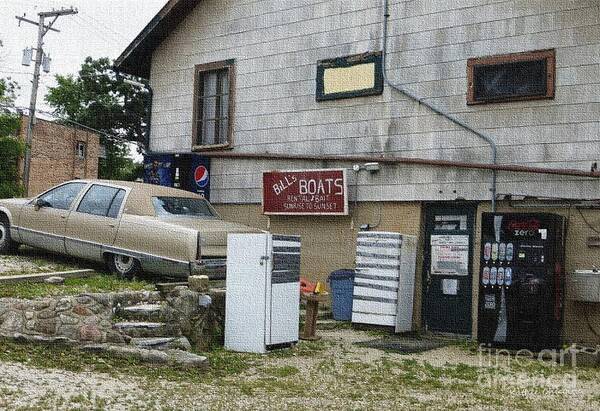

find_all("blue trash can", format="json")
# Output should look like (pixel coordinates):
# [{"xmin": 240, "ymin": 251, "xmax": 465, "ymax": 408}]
[{"xmin": 327, "ymin": 269, "xmax": 355, "ymax": 321}]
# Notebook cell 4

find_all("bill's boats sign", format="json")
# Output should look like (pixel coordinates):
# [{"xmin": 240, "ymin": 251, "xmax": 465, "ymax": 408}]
[{"xmin": 263, "ymin": 169, "xmax": 348, "ymax": 215}]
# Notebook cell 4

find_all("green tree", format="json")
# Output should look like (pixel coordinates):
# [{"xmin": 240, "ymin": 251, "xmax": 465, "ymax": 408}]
[
  {"xmin": 0, "ymin": 77, "xmax": 24, "ymax": 198},
  {"xmin": 45, "ymin": 57, "xmax": 149, "ymax": 180},
  {"xmin": 0, "ymin": 77, "xmax": 19, "ymax": 105}
]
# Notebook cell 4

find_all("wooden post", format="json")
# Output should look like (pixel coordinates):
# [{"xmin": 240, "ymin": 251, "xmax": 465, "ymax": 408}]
[{"xmin": 300, "ymin": 293, "xmax": 328, "ymax": 341}]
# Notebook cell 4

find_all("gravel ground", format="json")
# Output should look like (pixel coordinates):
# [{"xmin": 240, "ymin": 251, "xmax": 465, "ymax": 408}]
[
  {"xmin": 0, "ymin": 248, "xmax": 83, "ymax": 276},
  {"xmin": 1, "ymin": 327, "xmax": 599, "ymax": 410}
]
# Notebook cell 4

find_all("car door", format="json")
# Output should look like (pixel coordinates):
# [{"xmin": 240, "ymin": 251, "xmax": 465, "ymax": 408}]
[
  {"xmin": 65, "ymin": 184, "xmax": 128, "ymax": 262},
  {"xmin": 17, "ymin": 182, "xmax": 88, "ymax": 254}
]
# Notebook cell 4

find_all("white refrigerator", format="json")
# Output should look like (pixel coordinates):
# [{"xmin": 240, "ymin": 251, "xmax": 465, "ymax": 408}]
[{"xmin": 225, "ymin": 233, "xmax": 301, "ymax": 353}]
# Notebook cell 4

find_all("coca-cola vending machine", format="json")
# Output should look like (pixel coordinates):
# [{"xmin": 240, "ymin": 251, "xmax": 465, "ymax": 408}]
[{"xmin": 478, "ymin": 213, "xmax": 566, "ymax": 350}]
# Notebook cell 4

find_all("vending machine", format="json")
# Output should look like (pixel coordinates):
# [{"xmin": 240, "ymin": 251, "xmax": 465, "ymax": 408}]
[{"xmin": 478, "ymin": 213, "xmax": 566, "ymax": 350}]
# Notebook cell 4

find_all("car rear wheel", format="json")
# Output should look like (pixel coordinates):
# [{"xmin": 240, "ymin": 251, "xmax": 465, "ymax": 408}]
[
  {"xmin": 0, "ymin": 217, "xmax": 19, "ymax": 254},
  {"xmin": 109, "ymin": 253, "xmax": 141, "ymax": 280}
]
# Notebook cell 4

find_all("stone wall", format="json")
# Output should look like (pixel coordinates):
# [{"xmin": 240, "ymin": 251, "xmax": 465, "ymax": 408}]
[
  {"xmin": 162, "ymin": 287, "xmax": 226, "ymax": 351},
  {"xmin": 0, "ymin": 288, "xmax": 225, "ymax": 350}
]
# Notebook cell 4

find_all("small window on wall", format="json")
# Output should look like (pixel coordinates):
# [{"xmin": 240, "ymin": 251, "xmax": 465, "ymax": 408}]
[
  {"xmin": 467, "ymin": 49, "xmax": 555, "ymax": 104},
  {"xmin": 193, "ymin": 59, "xmax": 235, "ymax": 149},
  {"xmin": 316, "ymin": 52, "xmax": 383, "ymax": 101},
  {"xmin": 76, "ymin": 141, "xmax": 86, "ymax": 159}
]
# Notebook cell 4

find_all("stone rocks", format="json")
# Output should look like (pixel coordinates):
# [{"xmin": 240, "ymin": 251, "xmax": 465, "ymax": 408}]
[
  {"xmin": 0, "ymin": 292, "xmax": 115, "ymax": 344},
  {"xmin": 33, "ymin": 318, "xmax": 57, "ymax": 334},
  {"xmin": 44, "ymin": 276, "xmax": 65, "ymax": 285},
  {"xmin": 79, "ymin": 324, "xmax": 103, "ymax": 343},
  {"xmin": 129, "ymin": 336, "xmax": 192, "ymax": 352},
  {"xmin": 112, "ymin": 321, "xmax": 179, "ymax": 338},
  {"xmin": 119, "ymin": 304, "xmax": 162, "ymax": 321},
  {"xmin": 80, "ymin": 344, "xmax": 208, "ymax": 369},
  {"xmin": 188, "ymin": 275, "xmax": 209, "ymax": 293},
  {"xmin": 0, "ymin": 287, "xmax": 224, "ymax": 361},
  {"xmin": 72, "ymin": 304, "xmax": 93, "ymax": 316},
  {"xmin": 55, "ymin": 298, "xmax": 72, "ymax": 312}
]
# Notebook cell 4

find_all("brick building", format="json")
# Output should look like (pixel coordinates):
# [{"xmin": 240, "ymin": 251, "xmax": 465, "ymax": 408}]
[{"xmin": 18, "ymin": 115, "xmax": 100, "ymax": 196}]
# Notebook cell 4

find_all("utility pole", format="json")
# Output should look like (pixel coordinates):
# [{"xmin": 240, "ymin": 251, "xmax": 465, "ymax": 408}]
[{"xmin": 16, "ymin": 7, "xmax": 78, "ymax": 196}]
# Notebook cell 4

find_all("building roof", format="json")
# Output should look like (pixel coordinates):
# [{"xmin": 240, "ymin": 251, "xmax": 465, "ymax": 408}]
[{"xmin": 114, "ymin": 0, "xmax": 202, "ymax": 78}]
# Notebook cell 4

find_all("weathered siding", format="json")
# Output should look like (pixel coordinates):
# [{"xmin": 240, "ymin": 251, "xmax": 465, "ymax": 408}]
[{"xmin": 149, "ymin": 0, "xmax": 600, "ymax": 203}]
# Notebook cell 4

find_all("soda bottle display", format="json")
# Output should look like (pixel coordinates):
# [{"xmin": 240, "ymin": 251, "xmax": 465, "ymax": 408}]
[
  {"xmin": 484, "ymin": 242, "xmax": 492, "ymax": 261},
  {"xmin": 506, "ymin": 243, "xmax": 514, "ymax": 261},
  {"xmin": 498, "ymin": 243, "xmax": 506, "ymax": 261},
  {"xmin": 505, "ymin": 267, "xmax": 512, "ymax": 286},
  {"xmin": 490, "ymin": 267, "xmax": 497, "ymax": 285},
  {"xmin": 491, "ymin": 243, "xmax": 499, "ymax": 261},
  {"xmin": 497, "ymin": 267, "xmax": 505, "ymax": 285},
  {"xmin": 482, "ymin": 267, "xmax": 490, "ymax": 285}
]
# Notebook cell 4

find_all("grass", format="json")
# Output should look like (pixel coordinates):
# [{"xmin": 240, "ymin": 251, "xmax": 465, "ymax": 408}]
[
  {"xmin": 0, "ymin": 247, "xmax": 83, "ymax": 276},
  {"xmin": 0, "ymin": 274, "xmax": 154, "ymax": 299},
  {"xmin": 0, "ymin": 330, "xmax": 598, "ymax": 409}
]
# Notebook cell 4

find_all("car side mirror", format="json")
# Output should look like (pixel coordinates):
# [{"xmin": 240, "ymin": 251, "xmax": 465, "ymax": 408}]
[{"xmin": 34, "ymin": 198, "xmax": 50, "ymax": 210}]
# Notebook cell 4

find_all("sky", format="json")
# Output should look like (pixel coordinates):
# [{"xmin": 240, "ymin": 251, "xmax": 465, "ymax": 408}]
[{"xmin": 0, "ymin": 0, "xmax": 169, "ymax": 160}]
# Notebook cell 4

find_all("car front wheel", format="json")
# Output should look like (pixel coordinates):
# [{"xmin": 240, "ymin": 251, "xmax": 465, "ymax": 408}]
[
  {"xmin": 109, "ymin": 253, "xmax": 141, "ymax": 279},
  {"xmin": 0, "ymin": 217, "xmax": 19, "ymax": 254}
]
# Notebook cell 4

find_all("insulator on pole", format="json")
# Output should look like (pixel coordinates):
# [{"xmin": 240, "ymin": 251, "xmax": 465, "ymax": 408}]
[
  {"xmin": 42, "ymin": 53, "xmax": 51, "ymax": 73},
  {"xmin": 22, "ymin": 47, "xmax": 33, "ymax": 66}
]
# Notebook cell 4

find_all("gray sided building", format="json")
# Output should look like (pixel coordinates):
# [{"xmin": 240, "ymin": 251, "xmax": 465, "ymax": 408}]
[{"xmin": 117, "ymin": 0, "xmax": 600, "ymax": 343}]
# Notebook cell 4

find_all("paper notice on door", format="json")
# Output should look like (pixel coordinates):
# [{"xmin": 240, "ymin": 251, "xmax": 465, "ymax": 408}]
[
  {"xmin": 430, "ymin": 235, "xmax": 469, "ymax": 276},
  {"xmin": 442, "ymin": 279, "xmax": 458, "ymax": 295}
]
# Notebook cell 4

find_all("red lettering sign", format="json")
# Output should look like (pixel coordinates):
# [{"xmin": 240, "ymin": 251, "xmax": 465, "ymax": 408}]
[
  {"xmin": 507, "ymin": 219, "xmax": 541, "ymax": 231},
  {"xmin": 263, "ymin": 169, "xmax": 348, "ymax": 215}
]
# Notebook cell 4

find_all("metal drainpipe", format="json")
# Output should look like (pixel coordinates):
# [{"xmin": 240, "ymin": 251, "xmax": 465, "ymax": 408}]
[{"xmin": 381, "ymin": 0, "xmax": 497, "ymax": 211}]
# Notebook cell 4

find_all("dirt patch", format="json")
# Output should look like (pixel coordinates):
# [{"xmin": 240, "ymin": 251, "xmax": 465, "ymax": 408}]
[{"xmin": 1, "ymin": 327, "xmax": 599, "ymax": 410}]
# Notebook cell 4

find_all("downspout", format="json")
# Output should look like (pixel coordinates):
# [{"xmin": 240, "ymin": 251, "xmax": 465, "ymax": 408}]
[{"xmin": 381, "ymin": 0, "xmax": 497, "ymax": 211}]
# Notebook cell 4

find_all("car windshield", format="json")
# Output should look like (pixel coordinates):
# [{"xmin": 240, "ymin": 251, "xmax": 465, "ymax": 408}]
[{"xmin": 152, "ymin": 196, "xmax": 217, "ymax": 218}]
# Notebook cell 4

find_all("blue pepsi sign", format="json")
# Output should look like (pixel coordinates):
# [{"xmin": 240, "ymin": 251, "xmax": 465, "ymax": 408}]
[{"xmin": 190, "ymin": 155, "xmax": 210, "ymax": 200}]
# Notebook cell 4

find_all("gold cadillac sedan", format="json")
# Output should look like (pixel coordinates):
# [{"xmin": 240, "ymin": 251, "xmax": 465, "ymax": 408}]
[{"xmin": 0, "ymin": 180, "xmax": 260, "ymax": 278}]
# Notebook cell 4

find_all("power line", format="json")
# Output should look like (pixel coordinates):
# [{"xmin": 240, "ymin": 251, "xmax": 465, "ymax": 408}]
[
  {"xmin": 78, "ymin": 11, "xmax": 129, "ymax": 42},
  {"xmin": 73, "ymin": 14, "xmax": 124, "ymax": 45},
  {"xmin": 0, "ymin": 102, "xmax": 146, "ymax": 150}
]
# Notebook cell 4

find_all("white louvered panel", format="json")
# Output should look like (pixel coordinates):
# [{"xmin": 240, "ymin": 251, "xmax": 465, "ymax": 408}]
[{"xmin": 352, "ymin": 232, "xmax": 417, "ymax": 333}]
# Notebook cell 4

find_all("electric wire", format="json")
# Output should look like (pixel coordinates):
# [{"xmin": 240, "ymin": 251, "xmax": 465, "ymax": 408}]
[
  {"xmin": 577, "ymin": 207, "xmax": 600, "ymax": 235},
  {"xmin": 0, "ymin": 102, "xmax": 145, "ymax": 150},
  {"xmin": 78, "ymin": 10, "xmax": 129, "ymax": 42}
]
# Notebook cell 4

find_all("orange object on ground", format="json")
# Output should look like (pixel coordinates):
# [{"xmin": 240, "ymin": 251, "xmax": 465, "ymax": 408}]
[{"xmin": 300, "ymin": 277, "xmax": 316, "ymax": 294}]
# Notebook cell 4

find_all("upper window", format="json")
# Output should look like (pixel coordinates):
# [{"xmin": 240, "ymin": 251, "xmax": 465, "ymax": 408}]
[
  {"xmin": 316, "ymin": 52, "xmax": 384, "ymax": 101},
  {"xmin": 77, "ymin": 184, "xmax": 126, "ymax": 218},
  {"xmin": 76, "ymin": 141, "xmax": 86, "ymax": 160},
  {"xmin": 39, "ymin": 182, "xmax": 87, "ymax": 210},
  {"xmin": 193, "ymin": 60, "xmax": 235, "ymax": 148},
  {"xmin": 467, "ymin": 49, "xmax": 555, "ymax": 105}
]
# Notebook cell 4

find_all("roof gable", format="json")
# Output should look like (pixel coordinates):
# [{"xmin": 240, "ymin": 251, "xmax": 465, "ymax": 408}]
[{"xmin": 115, "ymin": 0, "xmax": 202, "ymax": 78}]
